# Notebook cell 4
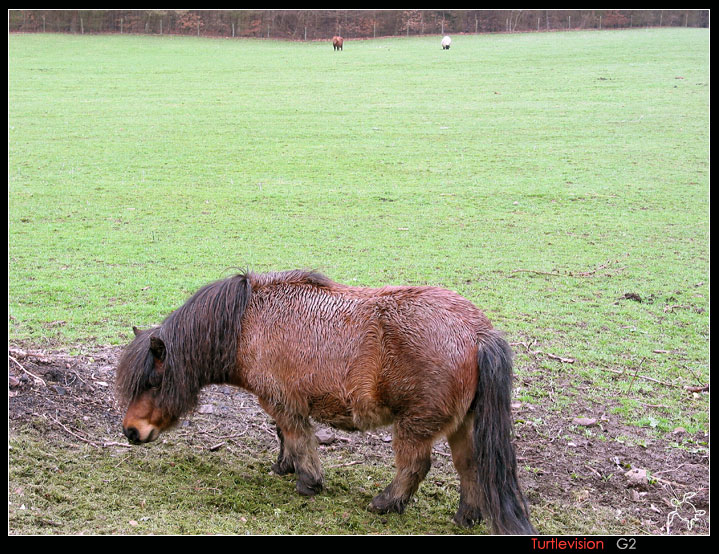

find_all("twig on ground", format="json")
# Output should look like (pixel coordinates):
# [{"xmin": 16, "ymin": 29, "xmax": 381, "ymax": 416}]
[
  {"xmin": 510, "ymin": 341, "xmax": 575, "ymax": 364},
  {"xmin": 627, "ymin": 358, "xmax": 647, "ymax": 393},
  {"xmin": 654, "ymin": 464, "xmax": 690, "ymax": 477},
  {"xmin": 511, "ymin": 269, "xmax": 564, "ymax": 277},
  {"xmin": 599, "ymin": 367, "xmax": 677, "ymax": 388},
  {"xmin": 684, "ymin": 384, "xmax": 709, "ymax": 393},
  {"xmin": 44, "ymin": 413, "xmax": 132, "ymax": 450},
  {"xmin": 43, "ymin": 413, "xmax": 101, "ymax": 449},
  {"xmin": 103, "ymin": 441, "xmax": 133, "ymax": 449},
  {"xmin": 326, "ymin": 460, "xmax": 363, "ymax": 469},
  {"xmin": 216, "ymin": 430, "xmax": 250, "ymax": 441},
  {"xmin": 544, "ymin": 352, "xmax": 576, "ymax": 364},
  {"xmin": 9, "ymin": 355, "xmax": 47, "ymax": 386}
]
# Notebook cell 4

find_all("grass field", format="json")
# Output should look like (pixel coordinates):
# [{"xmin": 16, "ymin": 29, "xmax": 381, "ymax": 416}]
[{"xmin": 8, "ymin": 29, "xmax": 709, "ymax": 535}]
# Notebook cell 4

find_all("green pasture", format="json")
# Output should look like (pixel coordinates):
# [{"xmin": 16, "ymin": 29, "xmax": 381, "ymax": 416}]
[{"xmin": 8, "ymin": 29, "xmax": 709, "ymax": 534}]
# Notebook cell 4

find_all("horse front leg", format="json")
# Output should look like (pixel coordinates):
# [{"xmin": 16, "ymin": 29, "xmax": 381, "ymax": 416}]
[{"xmin": 262, "ymin": 401, "xmax": 324, "ymax": 496}]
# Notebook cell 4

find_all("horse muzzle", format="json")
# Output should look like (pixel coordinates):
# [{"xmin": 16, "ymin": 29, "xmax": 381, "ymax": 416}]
[{"xmin": 123, "ymin": 423, "xmax": 160, "ymax": 444}]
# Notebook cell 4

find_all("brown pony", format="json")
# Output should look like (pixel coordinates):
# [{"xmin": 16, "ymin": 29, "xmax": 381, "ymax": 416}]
[
  {"xmin": 332, "ymin": 36, "xmax": 344, "ymax": 51},
  {"xmin": 115, "ymin": 270, "xmax": 535, "ymax": 534}
]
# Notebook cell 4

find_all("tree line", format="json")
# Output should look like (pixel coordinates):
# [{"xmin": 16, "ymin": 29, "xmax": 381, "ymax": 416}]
[{"xmin": 9, "ymin": 10, "xmax": 709, "ymax": 40}]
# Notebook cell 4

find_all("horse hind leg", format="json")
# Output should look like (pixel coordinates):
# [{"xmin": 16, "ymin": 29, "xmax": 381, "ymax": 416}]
[
  {"xmin": 447, "ymin": 414, "xmax": 483, "ymax": 527},
  {"xmin": 369, "ymin": 427, "xmax": 432, "ymax": 515}
]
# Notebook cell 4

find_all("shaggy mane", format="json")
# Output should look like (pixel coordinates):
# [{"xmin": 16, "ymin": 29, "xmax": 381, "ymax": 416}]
[{"xmin": 116, "ymin": 273, "xmax": 252, "ymax": 416}]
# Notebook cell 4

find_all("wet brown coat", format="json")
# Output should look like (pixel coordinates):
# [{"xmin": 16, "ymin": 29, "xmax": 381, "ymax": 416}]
[{"xmin": 232, "ymin": 272, "xmax": 484, "ymax": 437}]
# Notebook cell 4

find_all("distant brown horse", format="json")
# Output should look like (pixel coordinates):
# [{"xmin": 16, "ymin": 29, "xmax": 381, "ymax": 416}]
[
  {"xmin": 332, "ymin": 36, "xmax": 344, "ymax": 51},
  {"xmin": 115, "ymin": 270, "xmax": 535, "ymax": 534}
]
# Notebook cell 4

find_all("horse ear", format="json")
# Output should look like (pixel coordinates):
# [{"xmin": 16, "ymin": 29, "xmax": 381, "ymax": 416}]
[
  {"xmin": 149, "ymin": 336, "xmax": 166, "ymax": 361},
  {"xmin": 132, "ymin": 326, "xmax": 141, "ymax": 336}
]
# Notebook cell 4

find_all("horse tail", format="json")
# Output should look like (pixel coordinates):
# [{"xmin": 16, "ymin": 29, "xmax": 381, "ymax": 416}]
[{"xmin": 474, "ymin": 330, "xmax": 536, "ymax": 534}]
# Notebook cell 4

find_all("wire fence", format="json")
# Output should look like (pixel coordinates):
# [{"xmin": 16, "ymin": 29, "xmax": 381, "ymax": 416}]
[{"xmin": 8, "ymin": 10, "xmax": 710, "ymax": 41}]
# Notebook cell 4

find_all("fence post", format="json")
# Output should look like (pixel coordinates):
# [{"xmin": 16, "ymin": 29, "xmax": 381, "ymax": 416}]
[{"xmin": 120, "ymin": 17, "xmax": 123, "ymax": 34}]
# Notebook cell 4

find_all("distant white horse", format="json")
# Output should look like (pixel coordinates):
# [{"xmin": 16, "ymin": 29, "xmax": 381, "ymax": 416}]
[{"xmin": 441, "ymin": 36, "xmax": 452, "ymax": 50}]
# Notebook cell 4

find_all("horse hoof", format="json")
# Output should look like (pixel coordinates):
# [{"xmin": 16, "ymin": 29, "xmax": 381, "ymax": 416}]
[
  {"xmin": 296, "ymin": 478, "xmax": 323, "ymax": 496},
  {"xmin": 368, "ymin": 496, "xmax": 406, "ymax": 515},
  {"xmin": 452, "ymin": 506, "xmax": 483, "ymax": 528},
  {"xmin": 452, "ymin": 513, "xmax": 480, "ymax": 528}
]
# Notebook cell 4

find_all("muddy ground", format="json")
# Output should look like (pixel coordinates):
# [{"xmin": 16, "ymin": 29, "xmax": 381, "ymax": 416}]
[{"xmin": 8, "ymin": 345, "xmax": 709, "ymax": 535}]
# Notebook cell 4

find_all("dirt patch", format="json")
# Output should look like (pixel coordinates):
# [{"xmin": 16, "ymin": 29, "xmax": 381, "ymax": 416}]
[{"xmin": 8, "ymin": 345, "xmax": 709, "ymax": 535}]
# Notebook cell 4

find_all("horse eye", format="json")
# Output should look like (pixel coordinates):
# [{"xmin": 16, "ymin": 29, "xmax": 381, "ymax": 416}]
[{"xmin": 148, "ymin": 372, "xmax": 163, "ymax": 388}]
